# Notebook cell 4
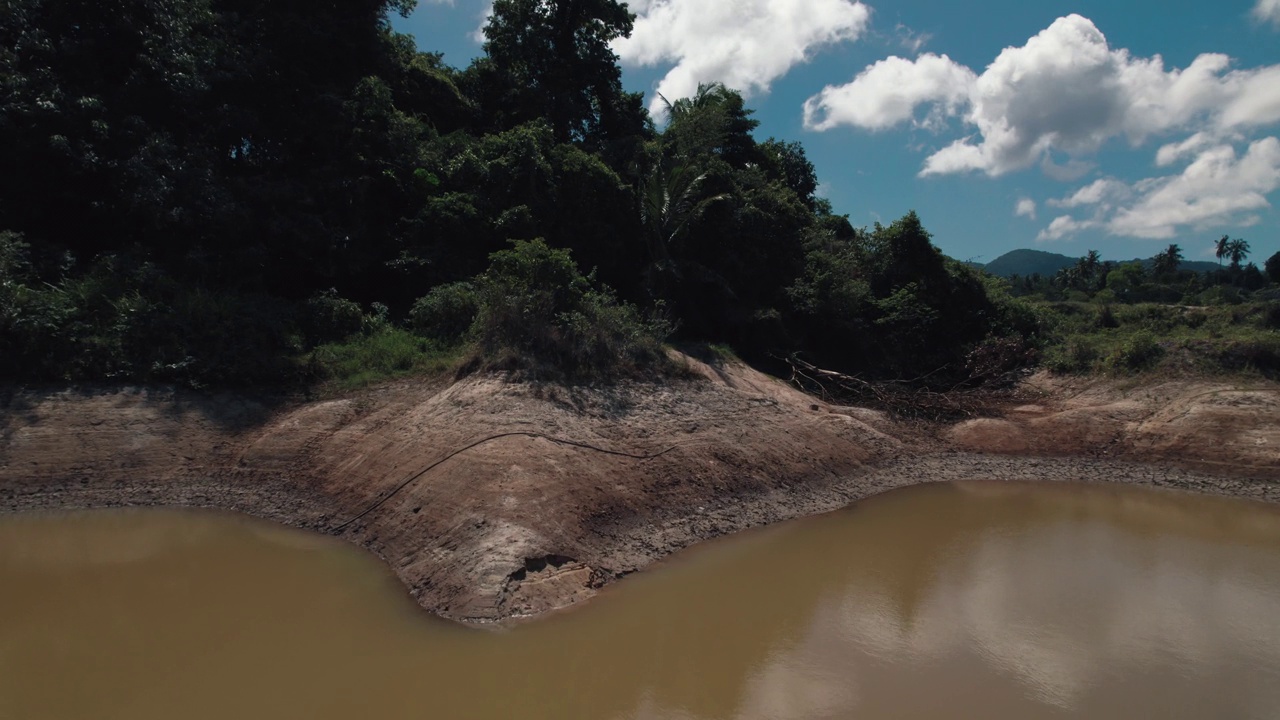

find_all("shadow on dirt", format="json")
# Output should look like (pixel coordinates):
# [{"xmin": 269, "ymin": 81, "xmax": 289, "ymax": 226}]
[{"xmin": 0, "ymin": 383, "xmax": 288, "ymax": 435}]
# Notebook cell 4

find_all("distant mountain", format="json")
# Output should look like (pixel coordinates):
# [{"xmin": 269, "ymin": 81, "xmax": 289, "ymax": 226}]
[
  {"xmin": 982, "ymin": 249, "xmax": 1075, "ymax": 278},
  {"xmin": 982, "ymin": 249, "xmax": 1222, "ymax": 278}
]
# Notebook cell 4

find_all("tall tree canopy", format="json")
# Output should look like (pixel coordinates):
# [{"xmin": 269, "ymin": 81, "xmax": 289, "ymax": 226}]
[
  {"xmin": 479, "ymin": 0, "xmax": 645, "ymax": 153},
  {"xmin": 0, "ymin": 0, "xmax": 429, "ymax": 295}
]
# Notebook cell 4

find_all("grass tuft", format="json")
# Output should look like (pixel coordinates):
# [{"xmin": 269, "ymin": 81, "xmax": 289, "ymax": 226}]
[{"xmin": 305, "ymin": 328, "xmax": 467, "ymax": 392}]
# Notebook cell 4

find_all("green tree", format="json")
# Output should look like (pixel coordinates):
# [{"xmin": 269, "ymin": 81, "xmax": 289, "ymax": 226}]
[
  {"xmin": 0, "ymin": 0, "xmax": 220, "ymax": 261},
  {"xmin": 787, "ymin": 211, "xmax": 1029, "ymax": 382},
  {"xmin": 1105, "ymin": 262, "xmax": 1146, "ymax": 300},
  {"xmin": 1152, "ymin": 243, "xmax": 1183, "ymax": 278},
  {"xmin": 760, "ymin": 138, "xmax": 819, "ymax": 210},
  {"xmin": 0, "ymin": 0, "xmax": 429, "ymax": 296},
  {"xmin": 1057, "ymin": 250, "xmax": 1105, "ymax": 293},
  {"xmin": 1080, "ymin": 250, "xmax": 1102, "ymax": 279},
  {"xmin": 638, "ymin": 162, "xmax": 729, "ymax": 269},
  {"xmin": 481, "ymin": 0, "xmax": 641, "ymax": 146},
  {"xmin": 1266, "ymin": 251, "xmax": 1280, "ymax": 284},
  {"xmin": 1216, "ymin": 234, "xmax": 1231, "ymax": 267},
  {"xmin": 1226, "ymin": 238, "xmax": 1251, "ymax": 270},
  {"xmin": 660, "ymin": 83, "xmax": 761, "ymax": 168}
]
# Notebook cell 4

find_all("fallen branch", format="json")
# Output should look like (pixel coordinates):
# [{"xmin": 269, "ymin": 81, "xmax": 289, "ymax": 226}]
[{"xmin": 782, "ymin": 354, "xmax": 1022, "ymax": 422}]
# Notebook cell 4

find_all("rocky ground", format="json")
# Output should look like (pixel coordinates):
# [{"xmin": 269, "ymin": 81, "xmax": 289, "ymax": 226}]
[{"xmin": 3, "ymin": 357, "xmax": 1278, "ymax": 623}]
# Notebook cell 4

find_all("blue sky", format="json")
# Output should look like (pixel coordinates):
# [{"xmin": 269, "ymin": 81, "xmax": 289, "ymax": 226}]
[{"xmin": 392, "ymin": 0, "xmax": 1280, "ymax": 265}]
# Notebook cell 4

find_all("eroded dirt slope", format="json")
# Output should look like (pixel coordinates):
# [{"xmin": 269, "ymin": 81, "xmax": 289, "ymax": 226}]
[
  {"xmin": 946, "ymin": 372, "xmax": 1280, "ymax": 475},
  {"xmin": 3, "ymin": 360, "xmax": 1278, "ymax": 622}
]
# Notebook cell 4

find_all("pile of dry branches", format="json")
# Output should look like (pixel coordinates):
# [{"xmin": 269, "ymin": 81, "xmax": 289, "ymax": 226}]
[{"xmin": 783, "ymin": 354, "xmax": 1027, "ymax": 422}]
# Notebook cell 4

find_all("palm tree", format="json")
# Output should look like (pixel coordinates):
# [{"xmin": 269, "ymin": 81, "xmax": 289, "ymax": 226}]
[
  {"xmin": 1054, "ymin": 265, "xmax": 1078, "ymax": 291},
  {"xmin": 1226, "ymin": 238, "xmax": 1251, "ymax": 270},
  {"xmin": 1073, "ymin": 250, "xmax": 1102, "ymax": 291},
  {"xmin": 638, "ymin": 160, "xmax": 729, "ymax": 269},
  {"xmin": 1215, "ymin": 234, "xmax": 1230, "ymax": 267},
  {"xmin": 658, "ymin": 83, "xmax": 760, "ymax": 167},
  {"xmin": 1152, "ymin": 243, "xmax": 1182, "ymax": 277}
]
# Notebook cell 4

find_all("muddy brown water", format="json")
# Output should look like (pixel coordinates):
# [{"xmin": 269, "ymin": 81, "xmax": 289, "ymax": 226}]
[{"xmin": 3, "ymin": 482, "xmax": 1280, "ymax": 719}]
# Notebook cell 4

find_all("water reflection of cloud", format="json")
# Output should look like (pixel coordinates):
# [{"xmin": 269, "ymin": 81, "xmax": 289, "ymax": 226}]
[
  {"xmin": 731, "ymin": 516, "xmax": 1280, "ymax": 719},
  {"xmin": 736, "ymin": 639, "xmax": 859, "ymax": 720}
]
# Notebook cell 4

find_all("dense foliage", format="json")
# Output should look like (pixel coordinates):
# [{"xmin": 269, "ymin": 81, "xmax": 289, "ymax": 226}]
[
  {"xmin": 3, "ymin": 0, "xmax": 1273, "ymax": 389},
  {"xmin": 997, "ymin": 242, "xmax": 1280, "ymax": 379},
  {"xmin": 1003, "ymin": 244, "xmax": 1273, "ymax": 305}
]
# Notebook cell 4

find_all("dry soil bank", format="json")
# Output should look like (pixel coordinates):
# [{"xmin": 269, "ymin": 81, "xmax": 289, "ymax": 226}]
[{"xmin": 3, "ymin": 359, "xmax": 1278, "ymax": 622}]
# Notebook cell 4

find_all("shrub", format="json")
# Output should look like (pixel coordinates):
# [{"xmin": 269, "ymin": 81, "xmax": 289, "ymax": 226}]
[
  {"xmin": 1095, "ymin": 304, "xmax": 1119, "ymax": 329},
  {"xmin": 1211, "ymin": 336, "xmax": 1280, "ymax": 376},
  {"xmin": 363, "ymin": 302, "xmax": 391, "ymax": 334},
  {"xmin": 306, "ymin": 327, "xmax": 461, "ymax": 390},
  {"xmin": 0, "ymin": 251, "xmax": 302, "ymax": 386},
  {"xmin": 409, "ymin": 281, "xmax": 479, "ymax": 342},
  {"xmin": 1261, "ymin": 302, "xmax": 1280, "ymax": 330},
  {"xmin": 302, "ymin": 289, "xmax": 365, "ymax": 344},
  {"xmin": 472, "ymin": 238, "xmax": 671, "ymax": 378},
  {"xmin": 1198, "ymin": 285, "xmax": 1242, "ymax": 306},
  {"xmin": 1044, "ymin": 338, "xmax": 1100, "ymax": 374},
  {"xmin": 1107, "ymin": 331, "xmax": 1164, "ymax": 371}
]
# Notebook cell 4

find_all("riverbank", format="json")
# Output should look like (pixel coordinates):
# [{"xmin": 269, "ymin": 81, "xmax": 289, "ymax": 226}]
[{"xmin": 3, "ymin": 357, "xmax": 1279, "ymax": 623}]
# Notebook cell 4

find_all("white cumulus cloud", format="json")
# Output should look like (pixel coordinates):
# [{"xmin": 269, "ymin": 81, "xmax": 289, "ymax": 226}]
[
  {"xmin": 614, "ymin": 0, "xmax": 871, "ymax": 117},
  {"xmin": 1014, "ymin": 198, "xmax": 1037, "ymax": 220},
  {"xmin": 1037, "ymin": 137, "xmax": 1280, "ymax": 241},
  {"xmin": 1154, "ymin": 132, "xmax": 1219, "ymax": 167},
  {"xmin": 803, "ymin": 54, "xmax": 975, "ymax": 131},
  {"xmin": 804, "ymin": 14, "xmax": 1280, "ymax": 177},
  {"xmin": 1037, "ymin": 215, "xmax": 1095, "ymax": 242},
  {"xmin": 1109, "ymin": 138, "xmax": 1280, "ymax": 238},
  {"xmin": 1255, "ymin": 0, "xmax": 1280, "ymax": 27},
  {"xmin": 1046, "ymin": 178, "xmax": 1131, "ymax": 209},
  {"xmin": 471, "ymin": 1, "xmax": 494, "ymax": 43}
]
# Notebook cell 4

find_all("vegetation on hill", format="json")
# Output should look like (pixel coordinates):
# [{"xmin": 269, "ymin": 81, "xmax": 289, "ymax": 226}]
[
  {"xmin": 983, "ymin": 248, "xmax": 1219, "ymax": 279},
  {"xmin": 1, "ymin": 0, "xmax": 1276, "ymax": 391},
  {"xmin": 983, "ymin": 249, "xmax": 1078, "ymax": 279},
  {"xmin": 1001, "ymin": 243, "xmax": 1275, "ymax": 306},
  {"xmin": 1002, "ymin": 241, "xmax": 1280, "ymax": 380}
]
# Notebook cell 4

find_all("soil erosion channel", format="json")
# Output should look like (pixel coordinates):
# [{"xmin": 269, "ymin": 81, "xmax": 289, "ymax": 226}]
[{"xmin": 4, "ymin": 481, "xmax": 1280, "ymax": 719}]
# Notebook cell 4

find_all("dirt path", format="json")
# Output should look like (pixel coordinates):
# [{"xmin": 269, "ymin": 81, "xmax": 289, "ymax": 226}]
[{"xmin": 3, "ymin": 361, "xmax": 1278, "ymax": 623}]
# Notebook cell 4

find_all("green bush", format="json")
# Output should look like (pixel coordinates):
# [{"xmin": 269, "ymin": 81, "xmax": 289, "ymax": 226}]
[
  {"xmin": 1044, "ymin": 337, "xmax": 1100, "ymax": 374},
  {"xmin": 1260, "ymin": 302, "xmax": 1280, "ymax": 330},
  {"xmin": 1095, "ymin": 304, "xmax": 1119, "ymax": 329},
  {"xmin": 0, "ymin": 251, "xmax": 302, "ymax": 386},
  {"xmin": 472, "ymin": 238, "xmax": 671, "ymax": 378},
  {"xmin": 306, "ymin": 327, "xmax": 461, "ymax": 390},
  {"xmin": 409, "ymin": 281, "xmax": 479, "ymax": 342},
  {"xmin": 302, "ymin": 289, "xmax": 365, "ymax": 345},
  {"xmin": 1198, "ymin": 285, "xmax": 1242, "ymax": 306},
  {"xmin": 1106, "ymin": 331, "xmax": 1164, "ymax": 371},
  {"xmin": 1210, "ymin": 336, "xmax": 1280, "ymax": 376}
]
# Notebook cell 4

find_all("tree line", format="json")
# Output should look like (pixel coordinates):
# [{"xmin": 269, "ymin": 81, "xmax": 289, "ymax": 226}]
[
  {"xmin": 1006, "ymin": 240, "xmax": 1279, "ymax": 307},
  {"xmin": 1, "ymin": 0, "xmax": 1270, "ymax": 388}
]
